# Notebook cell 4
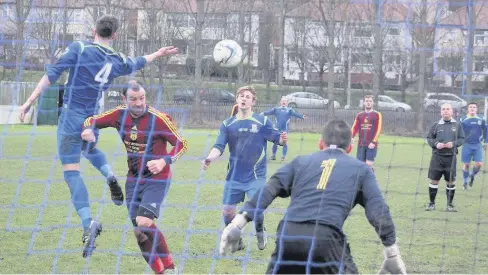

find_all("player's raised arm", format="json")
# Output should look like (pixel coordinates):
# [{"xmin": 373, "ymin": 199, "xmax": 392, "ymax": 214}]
[
  {"xmin": 19, "ymin": 41, "xmax": 82, "ymax": 122},
  {"xmin": 202, "ymin": 122, "xmax": 228, "ymax": 169},
  {"xmin": 358, "ymin": 166, "xmax": 406, "ymax": 274},
  {"xmin": 261, "ymin": 107, "xmax": 276, "ymax": 116},
  {"xmin": 152, "ymin": 110, "xmax": 188, "ymax": 164}
]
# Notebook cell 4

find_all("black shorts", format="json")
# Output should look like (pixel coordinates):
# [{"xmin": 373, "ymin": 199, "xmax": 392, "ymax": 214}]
[
  {"xmin": 266, "ymin": 221, "xmax": 359, "ymax": 274},
  {"xmin": 428, "ymin": 153, "xmax": 457, "ymax": 182},
  {"xmin": 125, "ymin": 178, "xmax": 171, "ymax": 221}
]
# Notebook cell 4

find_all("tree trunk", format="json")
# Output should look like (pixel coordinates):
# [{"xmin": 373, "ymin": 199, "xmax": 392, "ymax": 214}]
[
  {"xmin": 278, "ymin": 0, "xmax": 285, "ymax": 89},
  {"xmin": 327, "ymin": 23, "xmax": 335, "ymax": 116},
  {"xmin": 372, "ymin": 2, "xmax": 382, "ymax": 103},
  {"xmin": 193, "ymin": 0, "xmax": 205, "ymax": 123},
  {"xmin": 238, "ymin": 1, "xmax": 245, "ymax": 84},
  {"xmin": 465, "ymin": 1, "xmax": 475, "ymax": 95},
  {"xmin": 417, "ymin": 0, "xmax": 427, "ymax": 132}
]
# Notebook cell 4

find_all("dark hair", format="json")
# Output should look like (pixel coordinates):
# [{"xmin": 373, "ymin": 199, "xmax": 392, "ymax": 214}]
[
  {"xmin": 122, "ymin": 80, "xmax": 146, "ymax": 97},
  {"xmin": 321, "ymin": 119, "xmax": 352, "ymax": 150},
  {"xmin": 96, "ymin": 15, "xmax": 119, "ymax": 38},
  {"xmin": 468, "ymin": 102, "xmax": 478, "ymax": 107}
]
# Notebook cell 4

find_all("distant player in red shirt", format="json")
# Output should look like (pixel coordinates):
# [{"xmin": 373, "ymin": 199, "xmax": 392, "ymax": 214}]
[
  {"xmin": 351, "ymin": 95, "xmax": 383, "ymax": 170},
  {"xmin": 82, "ymin": 80, "xmax": 187, "ymax": 274}
]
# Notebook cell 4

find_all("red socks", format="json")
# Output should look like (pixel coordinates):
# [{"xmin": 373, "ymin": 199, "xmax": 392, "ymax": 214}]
[{"xmin": 149, "ymin": 224, "xmax": 175, "ymax": 269}]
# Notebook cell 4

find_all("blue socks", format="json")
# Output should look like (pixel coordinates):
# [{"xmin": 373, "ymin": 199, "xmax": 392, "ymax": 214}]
[
  {"xmin": 84, "ymin": 148, "xmax": 113, "ymax": 179},
  {"xmin": 282, "ymin": 144, "xmax": 288, "ymax": 159},
  {"xmin": 272, "ymin": 143, "xmax": 288, "ymax": 159},
  {"xmin": 463, "ymin": 169, "xmax": 469, "ymax": 184},
  {"xmin": 64, "ymin": 170, "xmax": 92, "ymax": 230}
]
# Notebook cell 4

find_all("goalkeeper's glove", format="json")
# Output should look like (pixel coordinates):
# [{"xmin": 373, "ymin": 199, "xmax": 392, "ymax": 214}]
[
  {"xmin": 378, "ymin": 244, "xmax": 407, "ymax": 274},
  {"xmin": 219, "ymin": 213, "xmax": 249, "ymax": 256}
]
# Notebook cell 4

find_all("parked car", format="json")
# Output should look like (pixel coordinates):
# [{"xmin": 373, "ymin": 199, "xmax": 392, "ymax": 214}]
[
  {"xmin": 283, "ymin": 92, "xmax": 341, "ymax": 109},
  {"xmin": 359, "ymin": 95, "xmax": 412, "ymax": 112},
  {"xmin": 424, "ymin": 93, "xmax": 467, "ymax": 111},
  {"xmin": 173, "ymin": 88, "xmax": 235, "ymax": 104}
]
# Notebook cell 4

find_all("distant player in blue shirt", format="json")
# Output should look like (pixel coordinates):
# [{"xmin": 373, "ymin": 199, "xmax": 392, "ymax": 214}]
[
  {"xmin": 261, "ymin": 97, "xmax": 306, "ymax": 161},
  {"xmin": 202, "ymin": 86, "xmax": 287, "ymax": 251},
  {"xmin": 460, "ymin": 102, "xmax": 487, "ymax": 190},
  {"xmin": 18, "ymin": 15, "xmax": 178, "ymax": 258}
]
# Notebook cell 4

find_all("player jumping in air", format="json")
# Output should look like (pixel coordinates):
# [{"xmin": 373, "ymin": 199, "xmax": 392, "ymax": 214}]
[
  {"xmin": 18, "ymin": 15, "xmax": 178, "ymax": 257},
  {"xmin": 219, "ymin": 119, "xmax": 406, "ymax": 274},
  {"xmin": 82, "ymin": 80, "xmax": 187, "ymax": 274},
  {"xmin": 351, "ymin": 95, "xmax": 383, "ymax": 171},
  {"xmin": 261, "ymin": 97, "xmax": 306, "ymax": 161},
  {"xmin": 202, "ymin": 85, "xmax": 287, "ymax": 251},
  {"xmin": 460, "ymin": 102, "xmax": 487, "ymax": 190}
]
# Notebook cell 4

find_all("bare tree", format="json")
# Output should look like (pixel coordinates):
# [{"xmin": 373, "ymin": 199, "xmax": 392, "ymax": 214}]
[
  {"xmin": 11, "ymin": 0, "xmax": 35, "ymax": 73},
  {"xmin": 437, "ymin": 45, "xmax": 464, "ymax": 91},
  {"xmin": 287, "ymin": 13, "xmax": 313, "ymax": 92},
  {"xmin": 311, "ymin": 0, "xmax": 350, "ymax": 115}
]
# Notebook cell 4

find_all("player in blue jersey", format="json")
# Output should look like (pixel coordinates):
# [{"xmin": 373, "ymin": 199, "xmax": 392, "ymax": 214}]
[
  {"xmin": 261, "ymin": 97, "xmax": 306, "ymax": 161},
  {"xmin": 18, "ymin": 15, "xmax": 178, "ymax": 258},
  {"xmin": 460, "ymin": 102, "xmax": 487, "ymax": 190},
  {"xmin": 202, "ymin": 85, "xmax": 288, "ymax": 251}
]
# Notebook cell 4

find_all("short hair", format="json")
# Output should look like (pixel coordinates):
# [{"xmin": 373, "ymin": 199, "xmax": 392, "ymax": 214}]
[
  {"xmin": 364, "ymin": 95, "xmax": 374, "ymax": 100},
  {"xmin": 96, "ymin": 15, "xmax": 119, "ymax": 38},
  {"xmin": 468, "ymin": 102, "xmax": 478, "ymax": 107},
  {"xmin": 122, "ymin": 80, "xmax": 146, "ymax": 97},
  {"xmin": 236, "ymin": 85, "xmax": 257, "ymax": 100},
  {"xmin": 321, "ymin": 119, "xmax": 352, "ymax": 150}
]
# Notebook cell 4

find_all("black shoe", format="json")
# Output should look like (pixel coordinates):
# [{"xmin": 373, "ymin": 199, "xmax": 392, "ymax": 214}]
[
  {"xmin": 82, "ymin": 220, "xmax": 103, "ymax": 258},
  {"xmin": 425, "ymin": 202, "xmax": 435, "ymax": 211},
  {"xmin": 269, "ymin": 156, "xmax": 276, "ymax": 161},
  {"xmin": 469, "ymin": 176, "xmax": 475, "ymax": 187},
  {"xmin": 108, "ymin": 176, "xmax": 124, "ymax": 206},
  {"xmin": 446, "ymin": 203, "xmax": 457, "ymax": 212}
]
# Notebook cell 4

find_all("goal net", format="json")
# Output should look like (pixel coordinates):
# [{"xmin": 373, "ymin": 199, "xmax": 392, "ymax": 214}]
[{"xmin": 1, "ymin": 0, "xmax": 488, "ymax": 274}]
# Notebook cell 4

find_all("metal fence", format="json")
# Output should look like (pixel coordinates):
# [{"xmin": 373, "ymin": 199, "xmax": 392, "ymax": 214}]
[{"xmin": 0, "ymin": 81, "xmax": 471, "ymax": 137}]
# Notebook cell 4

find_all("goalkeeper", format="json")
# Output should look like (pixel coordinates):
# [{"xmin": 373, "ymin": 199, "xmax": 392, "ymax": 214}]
[
  {"xmin": 220, "ymin": 119, "xmax": 406, "ymax": 274},
  {"xmin": 82, "ymin": 80, "xmax": 187, "ymax": 274}
]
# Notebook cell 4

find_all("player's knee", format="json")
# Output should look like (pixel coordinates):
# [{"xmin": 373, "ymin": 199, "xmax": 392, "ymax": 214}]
[
  {"xmin": 63, "ymin": 163, "xmax": 80, "ymax": 171},
  {"xmin": 222, "ymin": 205, "xmax": 236, "ymax": 218},
  {"xmin": 475, "ymin": 162, "xmax": 483, "ymax": 167},
  {"xmin": 430, "ymin": 180, "xmax": 439, "ymax": 185},
  {"xmin": 463, "ymin": 163, "xmax": 470, "ymax": 169},
  {"xmin": 136, "ymin": 216, "xmax": 154, "ymax": 228},
  {"xmin": 134, "ymin": 228, "xmax": 148, "ymax": 243}
]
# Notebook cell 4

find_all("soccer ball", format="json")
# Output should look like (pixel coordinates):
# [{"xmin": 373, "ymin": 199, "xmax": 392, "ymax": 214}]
[{"xmin": 213, "ymin": 40, "xmax": 243, "ymax": 68}]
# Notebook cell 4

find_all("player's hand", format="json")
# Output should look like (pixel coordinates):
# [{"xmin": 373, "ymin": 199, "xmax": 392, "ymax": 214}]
[
  {"xmin": 201, "ymin": 158, "xmax": 212, "ymax": 170},
  {"xmin": 279, "ymin": 132, "xmax": 288, "ymax": 145},
  {"xmin": 303, "ymin": 114, "xmax": 307, "ymax": 119},
  {"xmin": 19, "ymin": 102, "xmax": 31, "ymax": 123},
  {"xmin": 445, "ymin": 142, "xmax": 454, "ymax": 149},
  {"xmin": 156, "ymin": 46, "xmax": 179, "ymax": 57},
  {"xmin": 147, "ymin": 159, "xmax": 167, "ymax": 174},
  {"xmin": 436, "ymin": 143, "xmax": 445, "ymax": 149},
  {"xmin": 483, "ymin": 144, "xmax": 487, "ymax": 151},
  {"xmin": 81, "ymin": 129, "xmax": 96, "ymax": 143},
  {"xmin": 378, "ymin": 244, "xmax": 407, "ymax": 274},
  {"xmin": 368, "ymin": 142, "xmax": 376, "ymax": 149},
  {"xmin": 219, "ymin": 214, "xmax": 248, "ymax": 256}
]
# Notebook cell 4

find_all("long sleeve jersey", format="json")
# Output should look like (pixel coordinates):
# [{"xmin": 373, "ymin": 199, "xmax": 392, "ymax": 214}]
[{"xmin": 351, "ymin": 110, "xmax": 383, "ymax": 146}]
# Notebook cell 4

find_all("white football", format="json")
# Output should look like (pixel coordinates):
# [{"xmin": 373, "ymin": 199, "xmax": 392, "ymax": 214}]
[{"xmin": 213, "ymin": 39, "xmax": 243, "ymax": 68}]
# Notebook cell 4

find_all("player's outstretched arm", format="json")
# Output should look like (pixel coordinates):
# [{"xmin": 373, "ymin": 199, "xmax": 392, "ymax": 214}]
[
  {"xmin": 81, "ymin": 107, "xmax": 123, "ymax": 142},
  {"xmin": 290, "ymin": 108, "xmax": 305, "ymax": 119},
  {"xmin": 202, "ymin": 122, "xmax": 228, "ymax": 170},
  {"xmin": 144, "ymin": 46, "xmax": 178, "ymax": 64},
  {"xmin": 20, "ymin": 42, "xmax": 81, "ymax": 122},
  {"xmin": 261, "ymin": 107, "xmax": 275, "ymax": 116},
  {"xmin": 359, "ymin": 167, "xmax": 406, "ymax": 274},
  {"xmin": 261, "ymin": 117, "xmax": 286, "ymax": 145}
]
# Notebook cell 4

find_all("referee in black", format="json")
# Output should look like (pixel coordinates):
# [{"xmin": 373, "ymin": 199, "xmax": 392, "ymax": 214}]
[
  {"xmin": 219, "ymin": 119, "xmax": 406, "ymax": 274},
  {"xmin": 425, "ymin": 103, "xmax": 465, "ymax": 212}
]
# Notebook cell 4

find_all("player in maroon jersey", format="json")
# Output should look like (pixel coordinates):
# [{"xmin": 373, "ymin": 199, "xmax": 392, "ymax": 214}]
[
  {"xmin": 81, "ymin": 80, "xmax": 187, "ymax": 274},
  {"xmin": 351, "ymin": 95, "xmax": 383, "ymax": 171}
]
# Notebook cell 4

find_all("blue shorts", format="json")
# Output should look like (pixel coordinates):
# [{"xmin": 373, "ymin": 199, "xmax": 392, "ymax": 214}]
[
  {"xmin": 57, "ymin": 108, "xmax": 99, "ymax": 165},
  {"xmin": 462, "ymin": 143, "xmax": 483, "ymax": 163},
  {"xmin": 222, "ymin": 179, "xmax": 265, "ymax": 205},
  {"xmin": 356, "ymin": 146, "xmax": 377, "ymax": 162},
  {"xmin": 126, "ymin": 179, "xmax": 170, "ymax": 220}
]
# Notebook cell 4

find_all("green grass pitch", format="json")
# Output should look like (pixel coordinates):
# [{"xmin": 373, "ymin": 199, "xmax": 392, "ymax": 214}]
[{"xmin": 1, "ymin": 125, "xmax": 488, "ymax": 274}]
